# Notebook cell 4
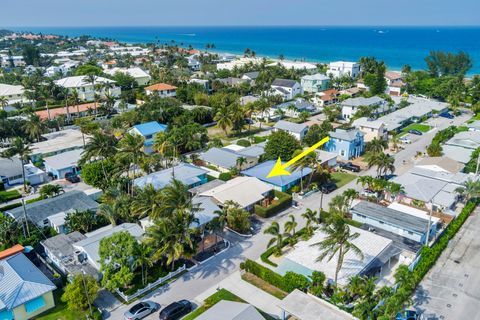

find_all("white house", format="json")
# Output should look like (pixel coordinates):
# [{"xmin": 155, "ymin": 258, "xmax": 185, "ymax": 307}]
[
  {"xmin": 144, "ymin": 83, "xmax": 177, "ymax": 98},
  {"xmin": 301, "ymin": 74, "xmax": 330, "ymax": 93},
  {"xmin": 55, "ymin": 75, "xmax": 121, "ymax": 101},
  {"xmin": 385, "ymin": 71, "xmax": 404, "ymax": 96},
  {"xmin": 327, "ymin": 61, "xmax": 360, "ymax": 79},
  {"xmin": 0, "ymin": 83, "xmax": 29, "ymax": 106},
  {"xmin": 341, "ymin": 96, "xmax": 386, "ymax": 120},
  {"xmin": 0, "ymin": 158, "xmax": 46, "ymax": 187},
  {"xmin": 352, "ymin": 117, "xmax": 388, "ymax": 142},
  {"xmin": 270, "ymin": 79, "xmax": 303, "ymax": 100},
  {"xmin": 104, "ymin": 67, "xmax": 151, "ymax": 86},
  {"xmin": 273, "ymin": 120, "xmax": 309, "ymax": 140}
]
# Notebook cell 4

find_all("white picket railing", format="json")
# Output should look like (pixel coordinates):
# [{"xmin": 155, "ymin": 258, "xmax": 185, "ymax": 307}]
[{"xmin": 116, "ymin": 264, "xmax": 186, "ymax": 302}]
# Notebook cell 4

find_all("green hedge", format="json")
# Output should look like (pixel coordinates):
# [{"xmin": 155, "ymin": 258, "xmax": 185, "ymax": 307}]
[
  {"xmin": 236, "ymin": 139, "xmax": 251, "ymax": 147},
  {"xmin": 0, "ymin": 202, "xmax": 22, "ymax": 211},
  {"xmin": 260, "ymin": 246, "xmax": 278, "ymax": 267},
  {"xmin": 0, "ymin": 190, "xmax": 21, "ymax": 201},
  {"xmin": 240, "ymin": 259, "xmax": 309, "ymax": 293},
  {"xmin": 381, "ymin": 200, "xmax": 477, "ymax": 317},
  {"xmin": 219, "ymin": 172, "xmax": 232, "ymax": 181},
  {"xmin": 255, "ymin": 190, "xmax": 292, "ymax": 218}
]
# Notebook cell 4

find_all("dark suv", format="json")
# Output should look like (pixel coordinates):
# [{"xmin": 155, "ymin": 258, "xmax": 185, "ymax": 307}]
[
  {"xmin": 65, "ymin": 172, "xmax": 80, "ymax": 183},
  {"xmin": 320, "ymin": 182, "xmax": 337, "ymax": 194},
  {"xmin": 339, "ymin": 162, "xmax": 360, "ymax": 172},
  {"xmin": 159, "ymin": 300, "xmax": 192, "ymax": 320}
]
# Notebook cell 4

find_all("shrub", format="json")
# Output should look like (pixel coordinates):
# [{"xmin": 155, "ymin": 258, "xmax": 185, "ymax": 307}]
[
  {"xmin": 240, "ymin": 259, "xmax": 309, "ymax": 293},
  {"xmin": 0, "ymin": 202, "xmax": 22, "ymax": 211},
  {"xmin": 0, "ymin": 182, "xmax": 4, "ymax": 191},
  {"xmin": 219, "ymin": 172, "xmax": 233, "ymax": 181},
  {"xmin": 260, "ymin": 246, "xmax": 278, "ymax": 267},
  {"xmin": 0, "ymin": 190, "xmax": 21, "ymax": 201},
  {"xmin": 255, "ymin": 190, "xmax": 292, "ymax": 218},
  {"xmin": 236, "ymin": 139, "xmax": 251, "ymax": 147}
]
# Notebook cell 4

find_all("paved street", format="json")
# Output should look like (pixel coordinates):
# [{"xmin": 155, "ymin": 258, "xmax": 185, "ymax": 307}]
[
  {"xmin": 413, "ymin": 207, "xmax": 480, "ymax": 320},
  {"xmin": 104, "ymin": 112, "xmax": 471, "ymax": 319}
]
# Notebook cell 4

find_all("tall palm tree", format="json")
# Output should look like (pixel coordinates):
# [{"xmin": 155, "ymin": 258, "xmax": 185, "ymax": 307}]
[
  {"xmin": 80, "ymin": 131, "xmax": 117, "ymax": 180},
  {"xmin": 214, "ymin": 104, "xmax": 233, "ymax": 136},
  {"xmin": 1, "ymin": 138, "xmax": 31, "ymax": 191},
  {"xmin": 0, "ymin": 96, "xmax": 8, "ymax": 110},
  {"xmin": 255, "ymin": 98, "xmax": 271, "ymax": 129},
  {"xmin": 365, "ymin": 138, "xmax": 388, "ymax": 155},
  {"xmin": 131, "ymin": 184, "xmax": 163, "ymax": 219},
  {"xmin": 69, "ymin": 89, "xmax": 81, "ymax": 118},
  {"xmin": 117, "ymin": 133, "xmax": 145, "ymax": 195},
  {"xmin": 236, "ymin": 156, "xmax": 247, "ymax": 171},
  {"xmin": 312, "ymin": 217, "xmax": 364, "ymax": 283},
  {"xmin": 243, "ymin": 102, "xmax": 257, "ymax": 132},
  {"xmin": 366, "ymin": 152, "xmax": 395, "ymax": 177},
  {"xmin": 23, "ymin": 114, "xmax": 47, "ymax": 142},
  {"xmin": 301, "ymin": 208, "xmax": 318, "ymax": 237},
  {"xmin": 133, "ymin": 243, "xmax": 153, "ymax": 286},
  {"xmin": 160, "ymin": 179, "xmax": 200, "ymax": 218},
  {"xmin": 284, "ymin": 214, "xmax": 297, "ymax": 236},
  {"xmin": 455, "ymin": 178, "xmax": 480, "ymax": 202},
  {"xmin": 290, "ymin": 150, "xmax": 315, "ymax": 194},
  {"xmin": 264, "ymin": 221, "xmax": 284, "ymax": 256}
]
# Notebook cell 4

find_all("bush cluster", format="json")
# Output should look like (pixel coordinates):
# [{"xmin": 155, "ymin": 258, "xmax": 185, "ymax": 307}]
[{"xmin": 255, "ymin": 190, "xmax": 292, "ymax": 218}]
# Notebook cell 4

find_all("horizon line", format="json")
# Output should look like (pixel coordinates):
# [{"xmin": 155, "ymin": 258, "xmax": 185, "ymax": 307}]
[{"xmin": 4, "ymin": 24, "xmax": 480, "ymax": 28}]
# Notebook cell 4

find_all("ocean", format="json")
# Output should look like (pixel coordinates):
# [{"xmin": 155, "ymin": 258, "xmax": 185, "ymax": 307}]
[{"xmin": 15, "ymin": 26, "xmax": 480, "ymax": 74}]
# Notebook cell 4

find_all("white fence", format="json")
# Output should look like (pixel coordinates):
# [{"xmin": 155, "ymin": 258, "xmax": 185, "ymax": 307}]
[{"xmin": 116, "ymin": 264, "xmax": 186, "ymax": 303}]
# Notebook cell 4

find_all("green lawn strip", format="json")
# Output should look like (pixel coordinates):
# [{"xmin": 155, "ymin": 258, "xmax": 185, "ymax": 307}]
[
  {"xmin": 241, "ymin": 272, "xmax": 288, "ymax": 299},
  {"xmin": 331, "ymin": 172, "xmax": 357, "ymax": 188},
  {"xmin": 34, "ymin": 289, "xmax": 101, "ymax": 320},
  {"xmin": 401, "ymin": 123, "xmax": 431, "ymax": 133}
]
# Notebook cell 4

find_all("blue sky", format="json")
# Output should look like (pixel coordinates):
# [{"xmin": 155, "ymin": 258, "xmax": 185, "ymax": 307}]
[{"xmin": 1, "ymin": 0, "xmax": 479, "ymax": 27}]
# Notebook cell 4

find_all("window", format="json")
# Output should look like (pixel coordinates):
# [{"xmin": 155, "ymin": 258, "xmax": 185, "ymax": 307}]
[{"xmin": 25, "ymin": 296, "xmax": 46, "ymax": 313}]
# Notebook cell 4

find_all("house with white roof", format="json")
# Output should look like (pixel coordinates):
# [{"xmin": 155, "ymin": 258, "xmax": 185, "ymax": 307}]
[
  {"xmin": 270, "ymin": 79, "xmax": 303, "ymax": 100},
  {"xmin": 268, "ymin": 60, "xmax": 317, "ymax": 71},
  {"xmin": 0, "ymin": 252, "xmax": 56, "ymax": 320},
  {"xmin": 29, "ymin": 129, "xmax": 87, "ymax": 162},
  {"xmin": 55, "ymin": 75, "xmax": 121, "ymax": 101},
  {"xmin": 0, "ymin": 157, "xmax": 46, "ymax": 187},
  {"xmin": 301, "ymin": 73, "xmax": 330, "ymax": 93},
  {"xmin": 273, "ymin": 120, "xmax": 309, "ymax": 140},
  {"xmin": 352, "ymin": 117, "xmax": 388, "ymax": 142},
  {"xmin": 199, "ymin": 177, "xmax": 273, "ymax": 211},
  {"xmin": 276, "ymin": 225, "xmax": 396, "ymax": 286},
  {"xmin": 0, "ymin": 83, "xmax": 29, "ymax": 106},
  {"xmin": 43, "ymin": 148, "xmax": 83, "ymax": 179},
  {"xmin": 327, "ymin": 61, "xmax": 360, "ymax": 79},
  {"xmin": 134, "ymin": 163, "xmax": 208, "ymax": 190},
  {"xmin": 104, "ymin": 67, "xmax": 151, "ymax": 86},
  {"xmin": 341, "ymin": 96, "xmax": 387, "ymax": 121},
  {"xmin": 199, "ymin": 145, "xmax": 263, "ymax": 173},
  {"xmin": 442, "ymin": 131, "xmax": 480, "ymax": 164}
]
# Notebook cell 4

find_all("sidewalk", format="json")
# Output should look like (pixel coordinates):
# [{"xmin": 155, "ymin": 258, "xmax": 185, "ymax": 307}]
[{"xmin": 195, "ymin": 270, "xmax": 282, "ymax": 318}]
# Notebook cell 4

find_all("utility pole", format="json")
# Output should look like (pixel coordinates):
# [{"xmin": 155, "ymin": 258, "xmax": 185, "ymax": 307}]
[
  {"xmin": 318, "ymin": 191, "xmax": 324, "ymax": 223},
  {"xmin": 475, "ymin": 152, "xmax": 480, "ymax": 178},
  {"xmin": 425, "ymin": 203, "xmax": 433, "ymax": 246},
  {"xmin": 21, "ymin": 199, "xmax": 30, "ymax": 237}
]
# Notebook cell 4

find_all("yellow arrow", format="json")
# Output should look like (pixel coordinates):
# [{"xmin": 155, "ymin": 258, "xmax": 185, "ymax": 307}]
[{"xmin": 266, "ymin": 136, "xmax": 330, "ymax": 178}]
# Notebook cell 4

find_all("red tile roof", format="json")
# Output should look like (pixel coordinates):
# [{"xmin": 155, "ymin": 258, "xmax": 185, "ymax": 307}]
[
  {"xmin": 35, "ymin": 102, "xmax": 98, "ymax": 120},
  {"xmin": 145, "ymin": 83, "xmax": 177, "ymax": 91},
  {"xmin": 0, "ymin": 245, "xmax": 24, "ymax": 260}
]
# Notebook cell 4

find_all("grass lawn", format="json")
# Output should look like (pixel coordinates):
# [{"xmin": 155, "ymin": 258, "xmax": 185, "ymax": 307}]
[
  {"xmin": 35, "ymin": 290, "xmax": 101, "ymax": 320},
  {"xmin": 467, "ymin": 113, "xmax": 480, "ymax": 123},
  {"xmin": 331, "ymin": 172, "xmax": 357, "ymax": 188},
  {"xmin": 183, "ymin": 289, "xmax": 275, "ymax": 320},
  {"xmin": 401, "ymin": 123, "xmax": 431, "ymax": 133},
  {"xmin": 241, "ymin": 273, "xmax": 288, "ymax": 299}
]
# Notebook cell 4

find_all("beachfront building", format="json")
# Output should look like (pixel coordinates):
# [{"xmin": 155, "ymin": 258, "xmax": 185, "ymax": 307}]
[
  {"xmin": 325, "ymin": 128, "xmax": 365, "ymax": 160},
  {"xmin": 55, "ymin": 75, "xmax": 121, "ymax": 101},
  {"xmin": 0, "ymin": 249, "xmax": 56, "ymax": 320},
  {"xmin": 144, "ymin": 83, "xmax": 177, "ymax": 97},
  {"xmin": 352, "ymin": 117, "xmax": 388, "ymax": 142},
  {"xmin": 301, "ymin": 73, "xmax": 330, "ymax": 93},
  {"xmin": 104, "ymin": 67, "xmax": 151, "ymax": 86},
  {"xmin": 129, "ymin": 121, "xmax": 167, "ymax": 154},
  {"xmin": 327, "ymin": 61, "xmax": 360, "ymax": 79},
  {"xmin": 0, "ymin": 83, "xmax": 30, "ymax": 107},
  {"xmin": 270, "ymin": 79, "xmax": 303, "ymax": 100},
  {"xmin": 273, "ymin": 120, "xmax": 309, "ymax": 140}
]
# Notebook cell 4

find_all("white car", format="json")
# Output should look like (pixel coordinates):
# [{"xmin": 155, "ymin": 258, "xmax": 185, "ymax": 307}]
[{"xmin": 399, "ymin": 137, "xmax": 411, "ymax": 144}]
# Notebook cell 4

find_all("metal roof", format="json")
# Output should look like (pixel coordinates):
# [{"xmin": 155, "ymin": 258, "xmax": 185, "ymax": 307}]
[
  {"xmin": 134, "ymin": 163, "xmax": 207, "ymax": 190},
  {"xmin": 351, "ymin": 201, "xmax": 429, "ymax": 235},
  {"xmin": 272, "ymin": 78, "xmax": 298, "ymax": 88},
  {"xmin": 274, "ymin": 120, "xmax": 308, "ymax": 134},
  {"xmin": 241, "ymin": 160, "xmax": 312, "ymax": 187},
  {"xmin": 0, "ymin": 253, "xmax": 56, "ymax": 311},
  {"xmin": 131, "ymin": 121, "xmax": 167, "ymax": 137},
  {"xmin": 196, "ymin": 301, "xmax": 265, "ymax": 320}
]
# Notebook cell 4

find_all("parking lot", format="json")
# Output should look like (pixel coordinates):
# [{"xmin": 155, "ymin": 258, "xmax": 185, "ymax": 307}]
[{"xmin": 413, "ymin": 208, "xmax": 480, "ymax": 320}]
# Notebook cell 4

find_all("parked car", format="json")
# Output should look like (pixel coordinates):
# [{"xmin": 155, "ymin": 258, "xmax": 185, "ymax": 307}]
[
  {"xmin": 159, "ymin": 300, "xmax": 192, "ymax": 320},
  {"xmin": 399, "ymin": 137, "xmax": 411, "ymax": 144},
  {"xmin": 439, "ymin": 112, "xmax": 454, "ymax": 119},
  {"xmin": 339, "ymin": 162, "xmax": 361, "ymax": 172},
  {"xmin": 320, "ymin": 182, "xmax": 337, "ymax": 194},
  {"xmin": 65, "ymin": 172, "xmax": 80, "ymax": 183},
  {"xmin": 396, "ymin": 310, "xmax": 419, "ymax": 320},
  {"xmin": 362, "ymin": 189, "xmax": 379, "ymax": 198},
  {"xmin": 408, "ymin": 129, "xmax": 422, "ymax": 135},
  {"xmin": 124, "ymin": 301, "xmax": 158, "ymax": 320}
]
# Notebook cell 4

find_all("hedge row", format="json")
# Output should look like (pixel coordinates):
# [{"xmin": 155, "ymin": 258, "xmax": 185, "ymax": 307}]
[
  {"xmin": 260, "ymin": 227, "xmax": 308, "ymax": 267},
  {"xmin": 0, "ymin": 190, "xmax": 21, "ymax": 201},
  {"xmin": 382, "ymin": 200, "xmax": 477, "ymax": 317},
  {"xmin": 240, "ymin": 259, "xmax": 309, "ymax": 293},
  {"xmin": 0, "ymin": 196, "xmax": 44, "ymax": 212},
  {"xmin": 255, "ymin": 190, "xmax": 292, "ymax": 218}
]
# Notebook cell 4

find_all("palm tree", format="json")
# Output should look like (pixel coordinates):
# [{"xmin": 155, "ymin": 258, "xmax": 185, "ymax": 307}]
[
  {"xmin": 98, "ymin": 203, "xmax": 118, "ymax": 226},
  {"xmin": 284, "ymin": 214, "xmax": 297, "ymax": 236},
  {"xmin": 117, "ymin": 133, "xmax": 145, "ymax": 195},
  {"xmin": 301, "ymin": 208, "xmax": 318, "ymax": 238},
  {"xmin": 243, "ymin": 102, "xmax": 257, "ymax": 132},
  {"xmin": 1, "ymin": 138, "xmax": 31, "ymax": 191},
  {"xmin": 85, "ymin": 74, "xmax": 98, "ymax": 111},
  {"xmin": 455, "ymin": 178, "xmax": 480, "ymax": 202},
  {"xmin": 133, "ymin": 243, "xmax": 153, "ymax": 286},
  {"xmin": 255, "ymin": 98, "xmax": 271, "ymax": 129},
  {"xmin": 365, "ymin": 138, "xmax": 388, "ymax": 155},
  {"xmin": 390, "ymin": 134, "xmax": 400, "ymax": 152},
  {"xmin": 312, "ymin": 218, "xmax": 364, "ymax": 284},
  {"xmin": 290, "ymin": 151, "xmax": 316, "ymax": 194},
  {"xmin": 236, "ymin": 156, "xmax": 247, "ymax": 171},
  {"xmin": 80, "ymin": 131, "xmax": 117, "ymax": 180},
  {"xmin": 366, "ymin": 152, "xmax": 395, "ymax": 177},
  {"xmin": 214, "ymin": 104, "xmax": 233, "ymax": 136},
  {"xmin": 264, "ymin": 221, "xmax": 284, "ymax": 256},
  {"xmin": 23, "ymin": 114, "xmax": 47, "ymax": 142},
  {"xmin": 69, "ymin": 89, "xmax": 81, "ymax": 118},
  {"xmin": 0, "ymin": 96, "xmax": 8, "ymax": 110},
  {"xmin": 39, "ymin": 184, "xmax": 64, "ymax": 198},
  {"xmin": 131, "ymin": 184, "xmax": 163, "ymax": 219}
]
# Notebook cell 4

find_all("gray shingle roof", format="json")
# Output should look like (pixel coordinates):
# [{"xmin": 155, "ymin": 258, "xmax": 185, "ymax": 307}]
[
  {"xmin": 0, "ymin": 157, "xmax": 22, "ymax": 179},
  {"xmin": 274, "ymin": 120, "xmax": 308, "ymax": 134},
  {"xmin": 0, "ymin": 253, "xmax": 56, "ymax": 310},
  {"xmin": 5, "ymin": 190, "xmax": 99, "ymax": 225},
  {"xmin": 272, "ymin": 79, "xmax": 298, "ymax": 88},
  {"xmin": 195, "ymin": 300, "xmax": 265, "ymax": 320},
  {"xmin": 351, "ymin": 201, "xmax": 428, "ymax": 235},
  {"xmin": 200, "ymin": 148, "xmax": 244, "ymax": 169},
  {"xmin": 329, "ymin": 128, "xmax": 363, "ymax": 141},
  {"xmin": 342, "ymin": 96, "xmax": 385, "ymax": 107}
]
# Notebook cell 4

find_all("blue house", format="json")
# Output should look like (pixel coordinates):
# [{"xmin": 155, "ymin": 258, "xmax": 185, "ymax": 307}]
[
  {"xmin": 129, "ymin": 121, "xmax": 167, "ymax": 154},
  {"xmin": 325, "ymin": 128, "xmax": 365, "ymax": 161},
  {"xmin": 241, "ymin": 160, "xmax": 312, "ymax": 192},
  {"xmin": 134, "ymin": 163, "xmax": 208, "ymax": 190}
]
